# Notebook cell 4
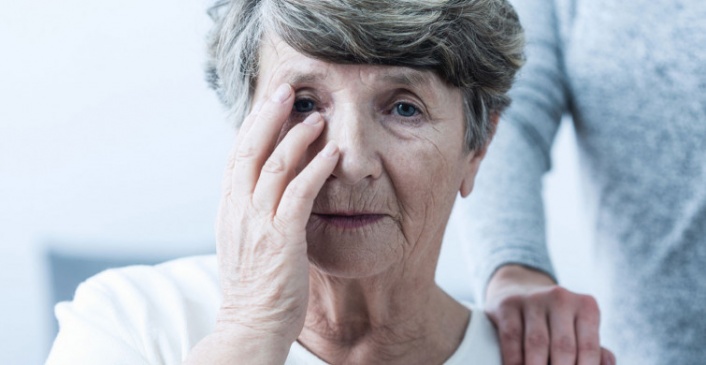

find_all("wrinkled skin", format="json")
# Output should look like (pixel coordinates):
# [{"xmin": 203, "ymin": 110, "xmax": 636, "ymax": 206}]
[
  {"xmin": 191, "ymin": 35, "xmax": 488, "ymax": 365},
  {"xmin": 185, "ymin": 35, "xmax": 616, "ymax": 365}
]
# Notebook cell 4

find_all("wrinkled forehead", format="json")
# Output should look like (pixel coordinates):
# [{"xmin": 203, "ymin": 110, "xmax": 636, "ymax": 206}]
[{"xmin": 255, "ymin": 35, "xmax": 451, "ymax": 99}]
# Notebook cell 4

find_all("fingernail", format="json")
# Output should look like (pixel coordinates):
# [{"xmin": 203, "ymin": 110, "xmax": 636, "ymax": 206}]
[
  {"xmin": 322, "ymin": 142, "xmax": 338, "ymax": 157},
  {"xmin": 272, "ymin": 84, "xmax": 291, "ymax": 103},
  {"xmin": 303, "ymin": 113, "xmax": 321, "ymax": 125}
]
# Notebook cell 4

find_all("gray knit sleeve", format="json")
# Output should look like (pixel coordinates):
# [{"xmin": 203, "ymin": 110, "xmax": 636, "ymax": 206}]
[{"xmin": 457, "ymin": 0, "xmax": 568, "ymax": 303}]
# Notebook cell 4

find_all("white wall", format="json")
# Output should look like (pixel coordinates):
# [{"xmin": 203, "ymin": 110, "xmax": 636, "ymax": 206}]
[
  {"xmin": 543, "ymin": 120, "xmax": 595, "ymax": 295},
  {"xmin": 0, "ymin": 1, "xmax": 592, "ymax": 364},
  {"xmin": 1, "ymin": 1, "xmax": 229, "ymax": 363}
]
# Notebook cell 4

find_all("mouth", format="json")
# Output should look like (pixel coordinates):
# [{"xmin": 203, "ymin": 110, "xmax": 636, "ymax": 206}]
[{"xmin": 311, "ymin": 212, "xmax": 386, "ymax": 229}]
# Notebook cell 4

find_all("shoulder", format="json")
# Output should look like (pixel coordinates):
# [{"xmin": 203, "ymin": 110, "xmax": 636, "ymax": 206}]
[
  {"xmin": 82, "ymin": 254, "xmax": 218, "ymax": 296},
  {"xmin": 74, "ymin": 254, "xmax": 220, "ymax": 327},
  {"xmin": 47, "ymin": 255, "xmax": 219, "ymax": 365},
  {"xmin": 445, "ymin": 304, "xmax": 502, "ymax": 365}
]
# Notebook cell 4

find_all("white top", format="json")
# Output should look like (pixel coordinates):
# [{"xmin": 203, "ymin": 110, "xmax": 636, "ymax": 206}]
[{"xmin": 46, "ymin": 255, "xmax": 501, "ymax": 364}]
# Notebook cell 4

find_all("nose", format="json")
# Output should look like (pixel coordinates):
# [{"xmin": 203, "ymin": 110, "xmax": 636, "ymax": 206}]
[{"xmin": 323, "ymin": 105, "xmax": 382, "ymax": 185}]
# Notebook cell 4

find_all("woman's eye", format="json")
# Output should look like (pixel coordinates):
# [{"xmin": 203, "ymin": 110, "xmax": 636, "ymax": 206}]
[
  {"xmin": 293, "ymin": 99, "xmax": 315, "ymax": 113},
  {"xmin": 394, "ymin": 102, "xmax": 419, "ymax": 117}
]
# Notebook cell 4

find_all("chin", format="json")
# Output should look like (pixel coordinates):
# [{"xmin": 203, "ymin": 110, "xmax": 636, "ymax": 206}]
[{"xmin": 305, "ymin": 226, "xmax": 400, "ymax": 279}]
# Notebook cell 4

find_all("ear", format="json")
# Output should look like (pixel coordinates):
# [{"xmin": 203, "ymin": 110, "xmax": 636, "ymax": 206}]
[{"xmin": 459, "ymin": 113, "xmax": 500, "ymax": 197}]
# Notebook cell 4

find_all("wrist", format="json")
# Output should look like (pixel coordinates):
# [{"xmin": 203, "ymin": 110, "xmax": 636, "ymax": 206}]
[
  {"xmin": 485, "ymin": 264, "xmax": 556, "ymax": 302},
  {"xmin": 184, "ymin": 326, "xmax": 292, "ymax": 365},
  {"xmin": 215, "ymin": 305, "xmax": 303, "ymax": 344}
]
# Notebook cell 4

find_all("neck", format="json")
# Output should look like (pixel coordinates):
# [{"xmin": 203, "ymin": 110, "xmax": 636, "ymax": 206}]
[{"xmin": 298, "ymin": 266, "xmax": 470, "ymax": 365}]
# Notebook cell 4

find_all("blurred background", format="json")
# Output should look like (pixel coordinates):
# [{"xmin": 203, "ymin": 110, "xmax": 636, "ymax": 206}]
[{"xmin": 0, "ymin": 0, "xmax": 593, "ymax": 363}]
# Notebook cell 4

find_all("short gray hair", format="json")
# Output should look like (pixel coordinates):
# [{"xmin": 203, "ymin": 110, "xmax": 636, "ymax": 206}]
[{"xmin": 206, "ymin": 0, "xmax": 524, "ymax": 150}]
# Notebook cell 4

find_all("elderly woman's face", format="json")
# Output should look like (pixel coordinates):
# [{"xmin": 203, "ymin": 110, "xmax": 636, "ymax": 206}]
[{"xmin": 253, "ymin": 37, "xmax": 482, "ymax": 278}]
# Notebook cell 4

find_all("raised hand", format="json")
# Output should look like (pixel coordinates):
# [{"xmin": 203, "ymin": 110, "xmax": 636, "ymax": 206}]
[{"xmin": 185, "ymin": 84, "xmax": 339, "ymax": 364}]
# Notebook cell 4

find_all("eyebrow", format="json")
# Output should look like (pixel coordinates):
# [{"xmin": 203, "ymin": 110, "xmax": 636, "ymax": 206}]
[
  {"xmin": 286, "ymin": 71, "xmax": 328, "ymax": 85},
  {"xmin": 281, "ymin": 67, "xmax": 443, "ymax": 105},
  {"xmin": 379, "ymin": 70, "xmax": 442, "ymax": 102},
  {"xmin": 284, "ymin": 68, "xmax": 436, "ymax": 88},
  {"xmin": 379, "ymin": 70, "xmax": 435, "ymax": 87}
]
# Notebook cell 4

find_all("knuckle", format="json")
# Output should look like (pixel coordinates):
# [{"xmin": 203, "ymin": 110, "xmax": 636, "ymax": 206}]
[
  {"xmin": 499, "ymin": 294, "xmax": 524, "ymax": 309},
  {"xmin": 578, "ymin": 339, "xmax": 601, "ymax": 353},
  {"xmin": 577, "ymin": 297, "xmax": 601, "ymax": 326},
  {"xmin": 525, "ymin": 331, "xmax": 549, "ymax": 348},
  {"xmin": 578, "ymin": 294, "xmax": 600, "ymax": 313},
  {"xmin": 547, "ymin": 286, "xmax": 572, "ymax": 304},
  {"xmin": 271, "ymin": 216, "xmax": 291, "ymax": 237},
  {"xmin": 525, "ymin": 291, "xmax": 548, "ymax": 307},
  {"xmin": 262, "ymin": 156, "xmax": 287, "ymax": 174},
  {"xmin": 285, "ymin": 180, "xmax": 313, "ymax": 202},
  {"xmin": 247, "ymin": 199, "xmax": 269, "ymax": 219},
  {"xmin": 552, "ymin": 335, "xmax": 577, "ymax": 354},
  {"xmin": 235, "ymin": 144, "xmax": 258, "ymax": 162},
  {"xmin": 499, "ymin": 326, "xmax": 523, "ymax": 344}
]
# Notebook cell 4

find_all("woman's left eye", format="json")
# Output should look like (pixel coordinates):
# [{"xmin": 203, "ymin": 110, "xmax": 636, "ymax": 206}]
[
  {"xmin": 393, "ymin": 102, "xmax": 419, "ymax": 117},
  {"xmin": 293, "ymin": 99, "xmax": 316, "ymax": 113}
]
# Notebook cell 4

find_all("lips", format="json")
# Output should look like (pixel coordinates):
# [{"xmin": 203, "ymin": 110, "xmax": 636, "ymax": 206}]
[{"xmin": 311, "ymin": 213, "xmax": 386, "ymax": 229}]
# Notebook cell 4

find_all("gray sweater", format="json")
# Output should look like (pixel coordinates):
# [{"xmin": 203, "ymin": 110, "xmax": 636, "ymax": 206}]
[{"xmin": 461, "ymin": 0, "xmax": 706, "ymax": 363}]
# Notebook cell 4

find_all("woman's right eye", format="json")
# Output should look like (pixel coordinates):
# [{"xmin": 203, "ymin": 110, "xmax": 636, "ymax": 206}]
[{"xmin": 293, "ymin": 99, "xmax": 315, "ymax": 113}]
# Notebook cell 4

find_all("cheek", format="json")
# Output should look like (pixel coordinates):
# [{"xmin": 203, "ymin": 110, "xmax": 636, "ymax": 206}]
[
  {"xmin": 385, "ymin": 142, "xmax": 460, "ymax": 220},
  {"xmin": 390, "ymin": 156, "xmax": 433, "ymax": 202},
  {"xmin": 383, "ymin": 144, "xmax": 461, "ymax": 253},
  {"xmin": 383, "ymin": 117, "xmax": 466, "ymax": 210}
]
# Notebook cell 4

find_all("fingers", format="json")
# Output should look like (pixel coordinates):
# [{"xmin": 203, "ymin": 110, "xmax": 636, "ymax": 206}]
[
  {"xmin": 235, "ymin": 100, "xmax": 265, "ymax": 147},
  {"xmin": 222, "ymin": 101, "xmax": 262, "ymax": 196},
  {"xmin": 491, "ymin": 302, "xmax": 524, "ymax": 365},
  {"xmin": 524, "ymin": 305, "xmax": 549, "ymax": 365},
  {"xmin": 230, "ymin": 84, "xmax": 294, "ymax": 198},
  {"xmin": 576, "ymin": 295, "xmax": 602, "ymax": 365},
  {"xmin": 488, "ymin": 281, "xmax": 608, "ymax": 365},
  {"xmin": 548, "ymin": 305, "xmax": 578, "ymax": 365},
  {"xmin": 253, "ymin": 112, "xmax": 325, "ymax": 211},
  {"xmin": 276, "ymin": 141, "xmax": 339, "ymax": 230}
]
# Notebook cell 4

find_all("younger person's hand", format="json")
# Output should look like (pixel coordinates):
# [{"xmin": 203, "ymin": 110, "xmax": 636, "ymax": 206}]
[{"xmin": 485, "ymin": 265, "xmax": 616, "ymax": 365}]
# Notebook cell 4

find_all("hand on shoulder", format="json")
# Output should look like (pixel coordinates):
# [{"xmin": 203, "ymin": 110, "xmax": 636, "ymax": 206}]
[{"xmin": 485, "ymin": 265, "xmax": 616, "ymax": 365}]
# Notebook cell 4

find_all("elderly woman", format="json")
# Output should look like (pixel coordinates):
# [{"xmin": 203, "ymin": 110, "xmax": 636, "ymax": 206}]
[{"xmin": 47, "ymin": 0, "xmax": 523, "ymax": 364}]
